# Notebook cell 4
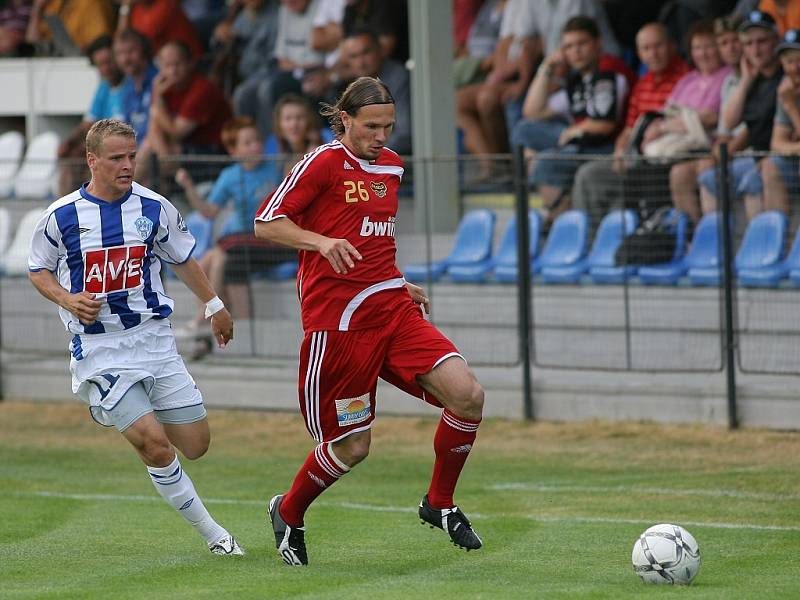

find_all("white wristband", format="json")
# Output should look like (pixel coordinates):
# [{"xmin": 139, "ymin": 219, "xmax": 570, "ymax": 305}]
[{"xmin": 204, "ymin": 296, "xmax": 225, "ymax": 319}]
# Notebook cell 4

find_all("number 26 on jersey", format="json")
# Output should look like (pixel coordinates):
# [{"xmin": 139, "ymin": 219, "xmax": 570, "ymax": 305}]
[{"xmin": 344, "ymin": 180, "xmax": 369, "ymax": 203}]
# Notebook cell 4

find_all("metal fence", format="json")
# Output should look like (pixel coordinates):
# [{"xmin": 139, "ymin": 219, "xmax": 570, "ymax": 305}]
[{"xmin": 1, "ymin": 148, "xmax": 799, "ymax": 387}]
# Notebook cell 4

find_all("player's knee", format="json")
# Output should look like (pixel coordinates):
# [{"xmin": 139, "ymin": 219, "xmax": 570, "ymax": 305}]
[
  {"xmin": 178, "ymin": 440, "xmax": 209, "ymax": 460},
  {"xmin": 137, "ymin": 436, "xmax": 175, "ymax": 466},
  {"xmin": 465, "ymin": 379, "xmax": 485, "ymax": 415},
  {"xmin": 334, "ymin": 436, "xmax": 370, "ymax": 467},
  {"xmin": 449, "ymin": 377, "xmax": 484, "ymax": 420}
]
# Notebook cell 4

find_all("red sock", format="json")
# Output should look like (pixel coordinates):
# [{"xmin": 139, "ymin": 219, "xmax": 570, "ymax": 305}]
[
  {"xmin": 427, "ymin": 408, "xmax": 481, "ymax": 509},
  {"xmin": 280, "ymin": 443, "xmax": 349, "ymax": 526}
]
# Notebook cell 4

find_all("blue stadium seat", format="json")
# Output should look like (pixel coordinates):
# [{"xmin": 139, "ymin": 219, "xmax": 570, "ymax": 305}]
[
  {"xmin": 586, "ymin": 210, "xmax": 640, "ymax": 284},
  {"xmin": 262, "ymin": 260, "xmax": 299, "ymax": 280},
  {"xmin": 404, "ymin": 209, "xmax": 496, "ymax": 282},
  {"xmin": 635, "ymin": 209, "xmax": 690, "ymax": 285},
  {"xmin": 492, "ymin": 211, "xmax": 543, "ymax": 283},
  {"xmin": 736, "ymin": 211, "xmax": 788, "ymax": 288},
  {"xmin": 448, "ymin": 211, "xmax": 542, "ymax": 283},
  {"xmin": 534, "ymin": 210, "xmax": 589, "ymax": 283},
  {"xmin": 639, "ymin": 212, "xmax": 718, "ymax": 285},
  {"xmin": 686, "ymin": 212, "xmax": 723, "ymax": 286}
]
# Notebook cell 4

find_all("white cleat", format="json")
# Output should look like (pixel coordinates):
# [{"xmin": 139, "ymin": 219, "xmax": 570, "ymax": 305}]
[{"xmin": 209, "ymin": 533, "xmax": 245, "ymax": 556}]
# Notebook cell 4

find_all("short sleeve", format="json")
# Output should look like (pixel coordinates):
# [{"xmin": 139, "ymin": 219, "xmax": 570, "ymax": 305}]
[
  {"xmin": 153, "ymin": 200, "xmax": 196, "ymax": 264},
  {"xmin": 255, "ymin": 151, "xmax": 330, "ymax": 222},
  {"xmin": 85, "ymin": 83, "xmax": 106, "ymax": 122},
  {"xmin": 28, "ymin": 210, "xmax": 60, "ymax": 272},
  {"xmin": 207, "ymin": 167, "xmax": 236, "ymax": 208},
  {"xmin": 775, "ymin": 97, "xmax": 792, "ymax": 127}
]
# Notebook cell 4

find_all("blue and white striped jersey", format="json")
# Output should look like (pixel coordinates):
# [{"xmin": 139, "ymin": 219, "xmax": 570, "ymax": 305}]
[{"xmin": 29, "ymin": 182, "xmax": 196, "ymax": 335}]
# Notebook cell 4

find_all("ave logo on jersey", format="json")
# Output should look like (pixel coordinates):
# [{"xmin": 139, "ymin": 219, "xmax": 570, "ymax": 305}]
[{"xmin": 84, "ymin": 244, "xmax": 146, "ymax": 294}]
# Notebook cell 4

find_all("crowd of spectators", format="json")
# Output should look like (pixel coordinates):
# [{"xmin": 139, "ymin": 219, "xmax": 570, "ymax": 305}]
[{"xmin": 4, "ymin": 0, "xmax": 800, "ymax": 237}]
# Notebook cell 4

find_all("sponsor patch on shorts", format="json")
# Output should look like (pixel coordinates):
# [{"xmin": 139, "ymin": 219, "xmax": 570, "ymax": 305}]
[{"xmin": 335, "ymin": 393, "xmax": 371, "ymax": 426}]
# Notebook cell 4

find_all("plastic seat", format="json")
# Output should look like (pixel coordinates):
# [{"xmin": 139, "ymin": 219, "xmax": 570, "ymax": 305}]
[
  {"xmin": 448, "ymin": 211, "xmax": 542, "ymax": 283},
  {"xmin": 585, "ymin": 210, "xmax": 640, "ymax": 284},
  {"xmin": 686, "ymin": 212, "xmax": 723, "ymax": 286},
  {"xmin": 0, "ymin": 208, "xmax": 45, "ymax": 275},
  {"xmin": 635, "ymin": 210, "xmax": 690, "ymax": 285},
  {"xmin": 736, "ymin": 211, "xmax": 788, "ymax": 288},
  {"xmin": 639, "ymin": 212, "xmax": 717, "ymax": 285},
  {"xmin": 0, "ymin": 131, "xmax": 24, "ymax": 197},
  {"xmin": 491, "ymin": 211, "xmax": 543, "ymax": 283},
  {"xmin": 404, "ymin": 209, "xmax": 496, "ymax": 282},
  {"xmin": 13, "ymin": 132, "xmax": 59, "ymax": 199},
  {"xmin": 0, "ymin": 207, "xmax": 11, "ymax": 258},
  {"xmin": 534, "ymin": 210, "xmax": 589, "ymax": 282},
  {"xmin": 263, "ymin": 260, "xmax": 299, "ymax": 280}
]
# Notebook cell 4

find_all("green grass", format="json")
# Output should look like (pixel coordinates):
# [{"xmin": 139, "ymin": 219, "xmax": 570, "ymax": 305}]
[{"xmin": 1, "ymin": 400, "xmax": 799, "ymax": 599}]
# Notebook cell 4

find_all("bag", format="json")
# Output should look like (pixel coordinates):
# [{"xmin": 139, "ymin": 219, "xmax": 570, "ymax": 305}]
[
  {"xmin": 642, "ymin": 105, "xmax": 710, "ymax": 159},
  {"xmin": 615, "ymin": 206, "xmax": 678, "ymax": 265}
]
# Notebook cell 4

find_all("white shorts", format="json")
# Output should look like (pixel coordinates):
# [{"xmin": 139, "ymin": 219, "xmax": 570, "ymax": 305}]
[{"xmin": 69, "ymin": 319, "xmax": 203, "ymax": 427}]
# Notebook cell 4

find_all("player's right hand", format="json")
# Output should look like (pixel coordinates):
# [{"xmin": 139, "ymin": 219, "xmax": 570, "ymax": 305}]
[
  {"xmin": 66, "ymin": 291, "xmax": 102, "ymax": 325},
  {"xmin": 318, "ymin": 237, "xmax": 362, "ymax": 275}
]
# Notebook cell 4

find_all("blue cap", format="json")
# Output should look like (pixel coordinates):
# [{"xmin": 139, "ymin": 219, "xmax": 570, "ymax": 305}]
[
  {"xmin": 777, "ymin": 28, "xmax": 800, "ymax": 54},
  {"xmin": 738, "ymin": 10, "xmax": 778, "ymax": 33}
]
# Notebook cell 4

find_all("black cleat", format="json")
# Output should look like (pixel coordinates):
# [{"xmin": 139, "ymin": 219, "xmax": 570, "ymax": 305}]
[
  {"xmin": 418, "ymin": 494, "xmax": 483, "ymax": 551},
  {"xmin": 268, "ymin": 494, "xmax": 308, "ymax": 566}
]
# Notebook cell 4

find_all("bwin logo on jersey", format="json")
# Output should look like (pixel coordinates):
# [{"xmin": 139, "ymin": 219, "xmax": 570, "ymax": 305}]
[
  {"xmin": 360, "ymin": 216, "xmax": 396, "ymax": 237},
  {"xmin": 134, "ymin": 216, "xmax": 154, "ymax": 241}
]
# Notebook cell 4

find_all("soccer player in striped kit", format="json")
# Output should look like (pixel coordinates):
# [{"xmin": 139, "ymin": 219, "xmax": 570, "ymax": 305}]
[
  {"xmin": 255, "ymin": 77, "xmax": 485, "ymax": 566},
  {"xmin": 28, "ymin": 119, "xmax": 244, "ymax": 556}
]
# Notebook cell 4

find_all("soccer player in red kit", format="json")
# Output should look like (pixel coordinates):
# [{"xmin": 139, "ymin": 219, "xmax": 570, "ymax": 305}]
[{"xmin": 254, "ymin": 76, "xmax": 484, "ymax": 566}]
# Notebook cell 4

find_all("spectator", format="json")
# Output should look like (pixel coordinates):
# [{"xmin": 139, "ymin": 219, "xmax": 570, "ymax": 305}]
[
  {"xmin": 757, "ymin": 28, "xmax": 800, "ymax": 215},
  {"xmin": 455, "ymin": 0, "xmax": 539, "ymax": 181},
  {"xmin": 453, "ymin": 0, "xmax": 484, "ymax": 57},
  {"xmin": 57, "ymin": 35, "xmax": 125, "ymax": 196},
  {"xmin": 0, "ymin": 0, "xmax": 31, "ymax": 57},
  {"xmin": 338, "ymin": 28, "xmax": 412, "ymax": 154},
  {"xmin": 310, "ymin": 0, "xmax": 345, "ymax": 65},
  {"xmin": 640, "ymin": 19, "xmax": 730, "ymax": 152},
  {"xmin": 136, "ymin": 40, "xmax": 232, "ymax": 182},
  {"xmin": 512, "ymin": 16, "xmax": 628, "ymax": 220},
  {"xmin": 571, "ymin": 23, "xmax": 689, "ymax": 219},
  {"xmin": 115, "ymin": 28, "xmax": 157, "ymax": 144},
  {"xmin": 181, "ymin": 0, "xmax": 227, "ymax": 47},
  {"xmin": 263, "ymin": 93, "xmax": 328, "ymax": 158},
  {"xmin": 343, "ymin": 0, "xmax": 408, "ymax": 63},
  {"xmin": 26, "ymin": 0, "xmax": 114, "ymax": 53},
  {"xmin": 174, "ymin": 115, "xmax": 299, "ymax": 328},
  {"xmin": 117, "ymin": 0, "xmax": 203, "ymax": 60},
  {"xmin": 453, "ymin": 0, "xmax": 505, "ymax": 90},
  {"xmin": 696, "ymin": 10, "xmax": 781, "ymax": 221},
  {"xmin": 670, "ymin": 14, "xmax": 744, "ymax": 224},
  {"xmin": 223, "ymin": 0, "xmax": 280, "ymax": 136}
]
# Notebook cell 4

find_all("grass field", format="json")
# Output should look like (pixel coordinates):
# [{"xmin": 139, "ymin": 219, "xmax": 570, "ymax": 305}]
[{"xmin": 1, "ymin": 400, "xmax": 799, "ymax": 599}]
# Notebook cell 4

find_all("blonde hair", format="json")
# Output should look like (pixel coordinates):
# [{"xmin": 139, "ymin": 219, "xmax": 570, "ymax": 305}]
[{"xmin": 86, "ymin": 119, "xmax": 136, "ymax": 155}]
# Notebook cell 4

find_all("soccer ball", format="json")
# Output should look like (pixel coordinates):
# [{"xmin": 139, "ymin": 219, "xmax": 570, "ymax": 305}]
[{"xmin": 631, "ymin": 523, "xmax": 701, "ymax": 585}]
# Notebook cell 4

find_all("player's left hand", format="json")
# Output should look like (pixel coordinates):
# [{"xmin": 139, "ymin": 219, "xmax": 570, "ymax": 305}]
[
  {"xmin": 210, "ymin": 308, "xmax": 234, "ymax": 348},
  {"xmin": 405, "ymin": 282, "xmax": 429, "ymax": 314}
]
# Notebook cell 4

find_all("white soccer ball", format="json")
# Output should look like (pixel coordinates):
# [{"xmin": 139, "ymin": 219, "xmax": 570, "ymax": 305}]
[{"xmin": 631, "ymin": 523, "xmax": 701, "ymax": 585}]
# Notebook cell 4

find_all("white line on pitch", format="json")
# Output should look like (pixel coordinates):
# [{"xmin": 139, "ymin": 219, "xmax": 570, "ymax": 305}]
[
  {"xmin": 488, "ymin": 483, "xmax": 800, "ymax": 502},
  {"xmin": 4, "ymin": 490, "xmax": 800, "ymax": 532}
]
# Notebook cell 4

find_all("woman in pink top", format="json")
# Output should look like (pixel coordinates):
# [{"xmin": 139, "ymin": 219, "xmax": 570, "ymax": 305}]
[
  {"xmin": 669, "ymin": 16, "xmax": 744, "ymax": 224},
  {"xmin": 642, "ymin": 19, "xmax": 731, "ymax": 146}
]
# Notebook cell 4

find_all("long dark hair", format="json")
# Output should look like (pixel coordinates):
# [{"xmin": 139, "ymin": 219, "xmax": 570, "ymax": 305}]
[{"xmin": 320, "ymin": 76, "xmax": 394, "ymax": 138}]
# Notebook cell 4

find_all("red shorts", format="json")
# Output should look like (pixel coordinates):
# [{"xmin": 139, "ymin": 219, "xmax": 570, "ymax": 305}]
[{"xmin": 297, "ymin": 300, "xmax": 462, "ymax": 442}]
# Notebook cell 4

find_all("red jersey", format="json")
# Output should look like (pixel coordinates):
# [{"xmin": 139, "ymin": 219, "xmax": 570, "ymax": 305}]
[
  {"xmin": 164, "ymin": 73, "xmax": 231, "ymax": 147},
  {"xmin": 255, "ymin": 140, "xmax": 407, "ymax": 332}
]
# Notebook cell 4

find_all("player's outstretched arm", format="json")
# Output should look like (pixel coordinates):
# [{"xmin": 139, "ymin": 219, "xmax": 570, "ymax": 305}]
[
  {"xmin": 28, "ymin": 270, "xmax": 102, "ymax": 324},
  {"xmin": 171, "ymin": 258, "xmax": 234, "ymax": 347},
  {"xmin": 255, "ymin": 218, "xmax": 362, "ymax": 275}
]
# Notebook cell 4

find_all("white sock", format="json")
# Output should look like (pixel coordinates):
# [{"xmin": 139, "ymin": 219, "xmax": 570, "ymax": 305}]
[{"xmin": 147, "ymin": 455, "xmax": 227, "ymax": 545}]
